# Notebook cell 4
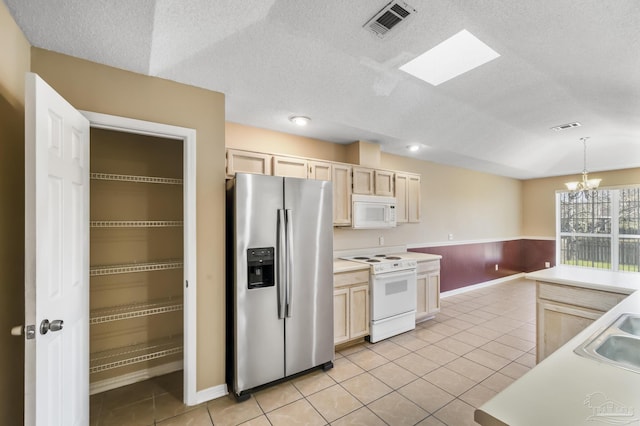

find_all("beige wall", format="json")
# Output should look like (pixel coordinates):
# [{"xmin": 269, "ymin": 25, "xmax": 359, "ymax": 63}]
[
  {"xmin": 226, "ymin": 122, "xmax": 349, "ymax": 163},
  {"xmin": 334, "ymin": 153, "xmax": 523, "ymax": 249},
  {"xmin": 30, "ymin": 49, "xmax": 226, "ymax": 391},
  {"xmin": 225, "ymin": 123, "xmax": 524, "ymax": 250},
  {"xmin": 0, "ymin": 3, "xmax": 30, "ymax": 423},
  {"xmin": 523, "ymin": 168, "xmax": 640, "ymax": 237}
]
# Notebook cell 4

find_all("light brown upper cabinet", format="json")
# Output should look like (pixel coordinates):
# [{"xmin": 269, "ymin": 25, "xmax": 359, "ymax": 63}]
[
  {"xmin": 225, "ymin": 148, "xmax": 421, "ymax": 226},
  {"xmin": 308, "ymin": 160, "xmax": 332, "ymax": 181},
  {"xmin": 395, "ymin": 172, "xmax": 421, "ymax": 223},
  {"xmin": 273, "ymin": 155, "xmax": 308, "ymax": 178},
  {"xmin": 352, "ymin": 167, "xmax": 374, "ymax": 195},
  {"xmin": 374, "ymin": 170, "xmax": 394, "ymax": 197},
  {"xmin": 332, "ymin": 164, "xmax": 352, "ymax": 226},
  {"xmin": 395, "ymin": 173, "xmax": 408, "ymax": 223},
  {"xmin": 226, "ymin": 149, "xmax": 272, "ymax": 178},
  {"xmin": 408, "ymin": 174, "xmax": 421, "ymax": 222}
]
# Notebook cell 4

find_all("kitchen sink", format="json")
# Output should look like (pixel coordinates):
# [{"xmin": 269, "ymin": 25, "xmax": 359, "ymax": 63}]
[
  {"xmin": 619, "ymin": 315, "xmax": 640, "ymax": 336},
  {"xmin": 574, "ymin": 313, "xmax": 640, "ymax": 374}
]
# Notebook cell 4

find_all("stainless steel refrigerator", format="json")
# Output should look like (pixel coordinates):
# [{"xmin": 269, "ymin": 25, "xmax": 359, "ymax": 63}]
[{"xmin": 226, "ymin": 173, "xmax": 334, "ymax": 400}]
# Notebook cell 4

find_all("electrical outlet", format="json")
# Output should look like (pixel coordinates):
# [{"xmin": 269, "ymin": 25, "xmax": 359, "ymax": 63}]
[
  {"xmin": 495, "ymin": 264, "xmax": 499, "ymax": 271},
  {"xmin": 448, "ymin": 233, "xmax": 454, "ymax": 241},
  {"xmin": 545, "ymin": 261, "xmax": 551, "ymax": 268},
  {"xmin": 378, "ymin": 236, "xmax": 384, "ymax": 246}
]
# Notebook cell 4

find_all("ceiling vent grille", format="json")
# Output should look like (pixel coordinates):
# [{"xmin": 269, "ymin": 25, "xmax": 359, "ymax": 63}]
[
  {"xmin": 551, "ymin": 122, "xmax": 582, "ymax": 131},
  {"xmin": 364, "ymin": 1, "xmax": 417, "ymax": 39}
]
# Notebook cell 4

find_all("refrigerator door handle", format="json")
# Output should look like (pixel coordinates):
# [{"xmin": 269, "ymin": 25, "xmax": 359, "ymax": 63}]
[
  {"xmin": 277, "ymin": 209, "xmax": 286, "ymax": 319},
  {"xmin": 285, "ymin": 209, "xmax": 294, "ymax": 318}
]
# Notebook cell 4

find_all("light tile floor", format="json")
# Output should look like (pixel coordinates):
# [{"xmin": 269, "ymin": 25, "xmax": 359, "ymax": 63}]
[{"xmin": 91, "ymin": 278, "xmax": 536, "ymax": 425}]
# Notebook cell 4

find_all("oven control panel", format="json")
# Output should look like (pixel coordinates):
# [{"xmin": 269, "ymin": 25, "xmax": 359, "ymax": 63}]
[{"xmin": 372, "ymin": 259, "xmax": 417, "ymax": 274}]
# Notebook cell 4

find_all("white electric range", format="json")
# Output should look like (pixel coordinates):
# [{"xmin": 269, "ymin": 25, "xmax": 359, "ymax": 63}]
[{"xmin": 341, "ymin": 252, "xmax": 417, "ymax": 343}]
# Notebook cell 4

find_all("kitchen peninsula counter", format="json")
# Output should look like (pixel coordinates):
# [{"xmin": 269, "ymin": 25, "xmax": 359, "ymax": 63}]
[
  {"xmin": 526, "ymin": 266, "xmax": 640, "ymax": 294},
  {"xmin": 476, "ymin": 267, "xmax": 640, "ymax": 426}
]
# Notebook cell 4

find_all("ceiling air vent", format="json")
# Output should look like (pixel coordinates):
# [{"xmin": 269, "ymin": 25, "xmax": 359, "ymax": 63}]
[
  {"xmin": 364, "ymin": 1, "xmax": 417, "ymax": 39},
  {"xmin": 551, "ymin": 122, "xmax": 582, "ymax": 131}
]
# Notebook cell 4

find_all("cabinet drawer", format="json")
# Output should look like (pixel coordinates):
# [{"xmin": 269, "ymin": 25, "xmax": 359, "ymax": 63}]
[
  {"xmin": 537, "ymin": 282, "xmax": 627, "ymax": 312},
  {"xmin": 334, "ymin": 269, "xmax": 369, "ymax": 288},
  {"xmin": 417, "ymin": 260, "xmax": 440, "ymax": 274}
]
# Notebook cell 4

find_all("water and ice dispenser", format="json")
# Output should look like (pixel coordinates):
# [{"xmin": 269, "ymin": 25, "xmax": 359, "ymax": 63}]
[{"xmin": 247, "ymin": 247, "xmax": 274, "ymax": 289}]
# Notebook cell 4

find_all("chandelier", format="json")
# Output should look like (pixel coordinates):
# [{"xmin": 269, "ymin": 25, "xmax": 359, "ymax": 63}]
[{"xmin": 565, "ymin": 137, "xmax": 601, "ymax": 193}]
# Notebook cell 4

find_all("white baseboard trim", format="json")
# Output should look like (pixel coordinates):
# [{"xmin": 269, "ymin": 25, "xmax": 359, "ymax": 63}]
[
  {"xmin": 440, "ymin": 273, "xmax": 526, "ymax": 298},
  {"xmin": 194, "ymin": 383, "xmax": 228, "ymax": 405},
  {"xmin": 89, "ymin": 361, "xmax": 183, "ymax": 395}
]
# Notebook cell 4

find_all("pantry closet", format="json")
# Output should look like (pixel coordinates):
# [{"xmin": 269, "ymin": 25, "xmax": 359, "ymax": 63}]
[{"xmin": 85, "ymin": 119, "xmax": 195, "ymax": 397}]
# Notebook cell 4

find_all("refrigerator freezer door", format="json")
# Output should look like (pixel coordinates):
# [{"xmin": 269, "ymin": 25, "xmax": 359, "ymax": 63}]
[
  {"xmin": 283, "ymin": 178, "xmax": 334, "ymax": 376},
  {"xmin": 232, "ymin": 173, "xmax": 285, "ymax": 393}
]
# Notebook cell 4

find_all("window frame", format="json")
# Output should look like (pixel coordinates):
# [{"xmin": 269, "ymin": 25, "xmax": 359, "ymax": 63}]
[{"xmin": 556, "ymin": 184, "xmax": 640, "ymax": 272}]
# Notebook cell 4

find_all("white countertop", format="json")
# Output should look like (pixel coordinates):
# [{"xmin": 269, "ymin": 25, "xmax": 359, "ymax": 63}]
[
  {"xmin": 476, "ymin": 268, "xmax": 640, "ymax": 426},
  {"xmin": 333, "ymin": 259, "xmax": 369, "ymax": 273},
  {"xmin": 526, "ymin": 266, "xmax": 640, "ymax": 294},
  {"xmin": 392, "ymin": 251, "xmax": 442, "ymax": 262}
]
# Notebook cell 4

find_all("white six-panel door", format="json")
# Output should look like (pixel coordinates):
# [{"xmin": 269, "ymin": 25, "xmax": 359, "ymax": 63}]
[{"xmin": 24, "ymin": 72, "xmax": 90, "ymax": 426}]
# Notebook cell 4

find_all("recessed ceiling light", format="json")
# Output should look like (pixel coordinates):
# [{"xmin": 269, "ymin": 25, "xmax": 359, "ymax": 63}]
[
  {"xmin": 399, "ymin": 29, "xmax": 500, "ymax": 86},
  {"xmin": 407, "ymin": 144, "xmax": 420, "ymax": 152},
  {"xmin": 289, "ymin": 116, "xmax": 311, "ymax": 126}
]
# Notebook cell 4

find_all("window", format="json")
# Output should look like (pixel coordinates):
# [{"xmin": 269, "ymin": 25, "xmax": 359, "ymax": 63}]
[{"xmin": 557, "ymin": 186, "xmax": 640, "ymax": 272}]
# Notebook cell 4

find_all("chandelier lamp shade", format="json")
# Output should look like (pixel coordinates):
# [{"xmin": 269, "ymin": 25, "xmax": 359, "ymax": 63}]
[{"xmin": 565, "ymin": 137, "xmax": 602, "ymax": 192}]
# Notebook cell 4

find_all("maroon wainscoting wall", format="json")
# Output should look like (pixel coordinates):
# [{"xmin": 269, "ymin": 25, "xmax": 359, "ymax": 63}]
[{"xmin": 410, "ymin": 239, "xmax": 556, "ymax": 292}]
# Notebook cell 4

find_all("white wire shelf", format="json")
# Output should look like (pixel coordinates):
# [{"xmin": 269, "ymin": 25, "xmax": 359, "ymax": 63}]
[
  {"xmin": 90, "ymin": 336, "xmax": 183, "ymax": 374},
  {"xmin": 90, "ymin": 172, "xmax": 183, "ymax": 185},
  {"xmin": 90, "ymin": 298, "xmax": 183, "ymax": 324},
  {"xmin": 90, "ymin": 220, "xmax": 183, "ymax": 228},
  {"xmin": 90, "ymin": 260, "xmax": 183, "ymax": 276}
]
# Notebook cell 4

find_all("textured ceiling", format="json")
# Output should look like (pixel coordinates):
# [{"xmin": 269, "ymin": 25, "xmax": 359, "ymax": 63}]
[{"xmin": 6, "ymin": 0, "xmax": 640, "ymax": 179}]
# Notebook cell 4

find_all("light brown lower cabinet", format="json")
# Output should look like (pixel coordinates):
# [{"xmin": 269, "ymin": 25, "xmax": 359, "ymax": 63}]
[
  {"xmin": 415, "ymin": 260, "xmax": 440, "ymax": 323},
  {"xmin": 536, "ymin": 281, "xmax": 627, "ymax": 362},
  {"xmin": 334, "ymin": 269, "xmax": 370, "ymax": 345}
]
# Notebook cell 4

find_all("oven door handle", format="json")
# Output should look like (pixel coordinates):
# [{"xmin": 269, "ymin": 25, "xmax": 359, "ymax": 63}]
[{"xmin": 371, "ymin": 268, "xmax": 416, "ymax": 281}]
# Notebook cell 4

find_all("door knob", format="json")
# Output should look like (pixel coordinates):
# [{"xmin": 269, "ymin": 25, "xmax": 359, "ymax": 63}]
[{"xmin": 39, "ymin": 319, "xmax": 64, "ymax": 335}]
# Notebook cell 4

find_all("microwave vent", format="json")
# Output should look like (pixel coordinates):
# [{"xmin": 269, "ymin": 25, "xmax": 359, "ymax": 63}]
[{"xmin": 364, "ymin": 1, "xmax": 417, "ymax": 39}]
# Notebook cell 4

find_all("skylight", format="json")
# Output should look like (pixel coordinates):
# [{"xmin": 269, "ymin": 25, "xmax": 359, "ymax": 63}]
[{"xmin": 399, "ymin": 29, "xmax": 500, "ymax": 86}]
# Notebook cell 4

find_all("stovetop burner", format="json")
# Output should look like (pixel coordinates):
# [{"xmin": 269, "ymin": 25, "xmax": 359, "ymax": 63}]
[{"xmin": 340, "ymin": 253, "xmax": 417, "ymax": 274}]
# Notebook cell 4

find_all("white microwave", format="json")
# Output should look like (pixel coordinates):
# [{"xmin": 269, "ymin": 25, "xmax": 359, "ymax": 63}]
[{"xmin": 352, "ymin": 194, "xmax": 397, "ymax": 229}]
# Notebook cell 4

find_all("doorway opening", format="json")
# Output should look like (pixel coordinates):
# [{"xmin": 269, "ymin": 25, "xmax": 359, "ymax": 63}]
[{"xmin": 82, "ymin": 111, "xmax": 197, "ymax": 406}]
